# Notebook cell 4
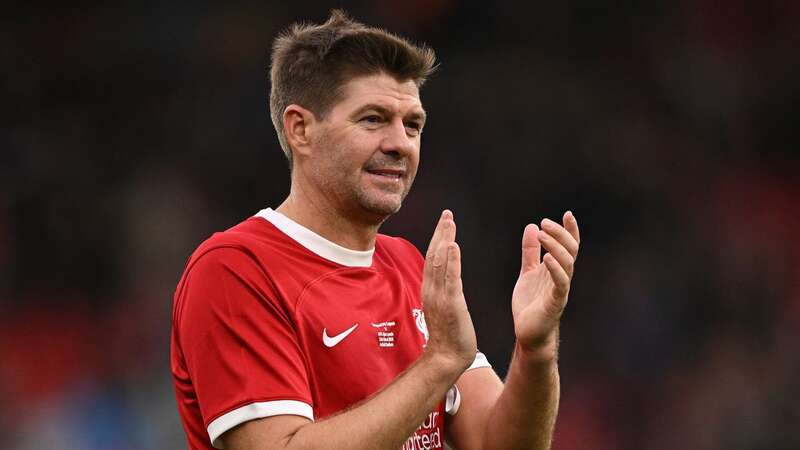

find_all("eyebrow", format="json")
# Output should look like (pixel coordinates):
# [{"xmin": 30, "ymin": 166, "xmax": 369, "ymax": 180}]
[{"xmin": 352, "ymin": 103, "xmax": 427, "ymax": 124}]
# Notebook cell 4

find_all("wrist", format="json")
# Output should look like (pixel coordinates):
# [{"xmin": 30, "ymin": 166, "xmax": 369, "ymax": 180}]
[
  {"xmin": 516, "ymin": 329, "xmax": 559, "ymax": 367},
  {"xmin": 419, "ymin": 349, "xmax": 470, "ymax": 383},
  {"xmin": 513, "ymin": 344, "xmax": 559, "ymax": 385}
]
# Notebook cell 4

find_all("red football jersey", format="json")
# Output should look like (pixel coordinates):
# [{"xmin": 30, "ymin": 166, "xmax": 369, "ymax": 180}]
[{"xmin": 171, "ymin": 208, "xmax": 489, "ymax": 449}]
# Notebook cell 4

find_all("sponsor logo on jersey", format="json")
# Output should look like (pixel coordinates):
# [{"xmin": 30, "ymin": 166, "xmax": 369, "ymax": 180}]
[
  {"xmin": 371, "ymin": 320, "xmax": 396, "ymax": 348},
  {"xmin": 402, "ymin": 411, "xmax": 441, "ymax": 450},
  {"xmin": 322, "ymin": 323, "xmax": 358, "ymax": 347},
  {"xmin": 412, "ymin": 309, "xmax": 429, "ymax": 346}
]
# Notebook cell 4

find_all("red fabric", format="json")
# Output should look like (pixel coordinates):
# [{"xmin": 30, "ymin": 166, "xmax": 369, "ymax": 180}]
[{"xmin": 171, "ymin": 216, "xmax": 443, "ymax": 449}]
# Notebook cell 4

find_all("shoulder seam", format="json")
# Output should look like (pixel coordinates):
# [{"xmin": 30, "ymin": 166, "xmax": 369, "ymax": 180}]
[{"xmin": 185, "ymin": 244, "xmax": 257, "ymax": 275}]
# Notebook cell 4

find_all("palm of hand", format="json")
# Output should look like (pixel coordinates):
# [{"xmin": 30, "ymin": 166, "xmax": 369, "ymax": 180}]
[
  {"xmin": 510, "ymin": 214, "xmax": 580, "ymax": 353},
  {"xmin": 512, "ymin": 263, "xmax": 565, "ymax": 350}
]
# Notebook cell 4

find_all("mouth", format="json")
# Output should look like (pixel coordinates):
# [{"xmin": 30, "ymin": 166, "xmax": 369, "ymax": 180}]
[{"xmin": 365, "ymin": 168, "xmax": 405, "ymax": 179}]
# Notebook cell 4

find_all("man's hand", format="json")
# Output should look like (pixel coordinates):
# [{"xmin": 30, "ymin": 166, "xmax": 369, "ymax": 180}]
[
  {"xmin": 421, "ymin": 210, "xmax": 477, "ymax": 373},
  {"xmin": 511, "ymin": 211, "xmax": 580, "ymax": 359},
  {"xmin": 224, "ymin": 211, "xmax": 479, "ymax": 450},
  {"xmin": 446, "ymin": 211, "xmax": 579, "ymax": 450}
]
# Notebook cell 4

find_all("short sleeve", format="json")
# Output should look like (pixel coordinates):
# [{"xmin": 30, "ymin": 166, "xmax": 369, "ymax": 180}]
[
  {"xmin": 175, "ymin": 247, "xmax": 313, "ymax": 448},
  {"xmin": 445, "ymin": 351, "xmax": 492, "ymax": 416}
]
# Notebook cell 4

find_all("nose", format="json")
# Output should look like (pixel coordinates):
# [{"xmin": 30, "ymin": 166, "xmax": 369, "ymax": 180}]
[{"xmin": 379, "ymin": 118, "xmax": 417, "ymax": 157}]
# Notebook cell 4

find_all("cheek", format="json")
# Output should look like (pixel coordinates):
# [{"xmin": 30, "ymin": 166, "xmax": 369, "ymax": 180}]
[
  {"xmin": 324, "ymin": 136, "xmax": 363, "ymax": 172},
  {"xmin": 333, "ymin": 155, "xmax": 370, "ymax": 191}
]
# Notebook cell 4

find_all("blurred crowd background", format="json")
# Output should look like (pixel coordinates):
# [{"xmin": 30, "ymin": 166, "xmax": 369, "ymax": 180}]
[{"xmin": 2, "ymin": 1, "xmax": 798, "ymax": 449}]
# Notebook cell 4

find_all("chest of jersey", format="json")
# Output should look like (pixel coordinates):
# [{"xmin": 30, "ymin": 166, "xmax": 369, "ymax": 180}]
[{"xmin": 292, "ymin": 266, "xmax": 427, "ymax": 419}]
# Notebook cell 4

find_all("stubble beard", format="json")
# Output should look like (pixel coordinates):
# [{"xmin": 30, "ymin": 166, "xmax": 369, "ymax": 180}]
[
  {"xmin": 314, "ymin": 169, "xmax": 409, "ymax": 224},
  {"xmin": 317, "ymin": 135, "xmax": 415, "ymax": 221},
  {"xmin": 354, "ymin": 180, "xmax": 410, "ymax": 216}
]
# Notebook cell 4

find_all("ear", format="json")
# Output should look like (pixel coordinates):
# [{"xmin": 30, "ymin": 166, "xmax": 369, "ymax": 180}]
[{"xmin": 283, "ymin": 104, "xmax": 317, "ymax": 158}]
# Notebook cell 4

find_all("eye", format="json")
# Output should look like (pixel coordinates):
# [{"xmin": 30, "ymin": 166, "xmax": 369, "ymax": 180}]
[
  {"xmin": 405, "ymin": 122, "xmax": 422, "ymax": 136},
  {"xmin": 361, "ymin": 115, "xmax": 383, "ymax": 125}
]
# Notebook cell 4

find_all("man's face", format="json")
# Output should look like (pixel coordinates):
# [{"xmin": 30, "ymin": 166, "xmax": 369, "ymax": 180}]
[{"xmin": 304, "ymin": 72, "xmax": 425, "ymax": 221}]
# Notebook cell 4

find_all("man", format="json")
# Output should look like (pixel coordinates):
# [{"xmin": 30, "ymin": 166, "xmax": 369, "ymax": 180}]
[{"xmin": 171, "ymin": 10, "xmax": 581, "ymax": 450}]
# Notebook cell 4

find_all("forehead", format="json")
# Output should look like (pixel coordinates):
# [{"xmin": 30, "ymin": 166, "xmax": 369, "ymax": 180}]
[{"xmin": 333, "ymin": 73, "xmax": 423, "ymax": 114}]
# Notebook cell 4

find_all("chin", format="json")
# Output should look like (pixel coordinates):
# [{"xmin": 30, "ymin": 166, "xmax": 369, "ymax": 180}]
[
  {"xmin": 356, "ymin": 195, "xmax": 404, "ymax": 218},
  {"xmin": 362, "ymin": 201, "xmax": 402, "ymax": 217},
  {"xmin": 350, "ymin": 183, "xmax": 411, "ymax": 220}
]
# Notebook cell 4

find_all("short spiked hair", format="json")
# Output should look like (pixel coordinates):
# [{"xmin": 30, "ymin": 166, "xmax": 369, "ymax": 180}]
[{"xmin": 269, "ymin": 10, "xmax": 437, "ymax": 168}]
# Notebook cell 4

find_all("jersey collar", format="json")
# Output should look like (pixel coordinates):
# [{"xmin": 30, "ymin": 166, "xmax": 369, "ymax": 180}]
[{"xmin": 255, "ymin": 208, "xmax": 374, "ymax": 267}]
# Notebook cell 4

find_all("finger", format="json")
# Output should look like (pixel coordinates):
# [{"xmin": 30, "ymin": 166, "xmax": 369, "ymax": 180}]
[
  {"xmin": 541, "ymin": 218, "xmax": 579, "ymax": 258},
  {"xmin": 543, "ymin": 253, "xmax": 570, "ymax": 299},
  {"xmin": 431, "ymin": 237, "xmax": 450, "ymax": 295},
  {"xmin": 437, "ymin": 218, "xmax": 457, "ymax": 296},
  {"xmin": 538, "ymin": 230, "xmax": 575, "ymax": 278},
  {"xmin": 442, "ymin": 212, "xmax": 457, "ymax": 247},
  {"xmin": 563, "ymin": 211, "xmax": 580, "ymax": 247},
  {"xmin": 434, "ymin": 214, "xmax": 457, "ymax": 285},
  {"xmin": 445, "ymin": 242, "xmax": 463, "ymax": 299},
  {"xmin": 424, "ymin": 210, "xmax": 453, "ymax": 277},
  {"xmin": 520, "ymin": 224, "xmax": 541, "ymax": 274},
  {"xmin": 425, "ymin": 210, "xmax": 452, "ymax": 259}
]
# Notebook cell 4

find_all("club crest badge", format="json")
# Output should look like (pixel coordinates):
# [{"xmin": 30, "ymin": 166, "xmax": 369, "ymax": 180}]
[{"xmin": 412, "ymin": 308, "xmax": 429, "ymax": 346}]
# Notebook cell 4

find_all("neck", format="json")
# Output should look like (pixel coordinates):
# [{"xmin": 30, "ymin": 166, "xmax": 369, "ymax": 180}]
[{"xmin": 277, "ymin": 183, "xmax": 381, "ymax": 252}]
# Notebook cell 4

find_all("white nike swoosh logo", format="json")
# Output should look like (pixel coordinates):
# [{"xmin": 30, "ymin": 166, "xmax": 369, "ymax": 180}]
[{"xmin": 322, "ymin": 323, "xmax": 359, "ymax": 348}]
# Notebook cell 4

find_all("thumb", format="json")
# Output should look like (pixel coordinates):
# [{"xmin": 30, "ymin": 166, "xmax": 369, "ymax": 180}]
[{"xmin": 520, "ymin": 224, "xmax": 541, "ymax": 275}]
